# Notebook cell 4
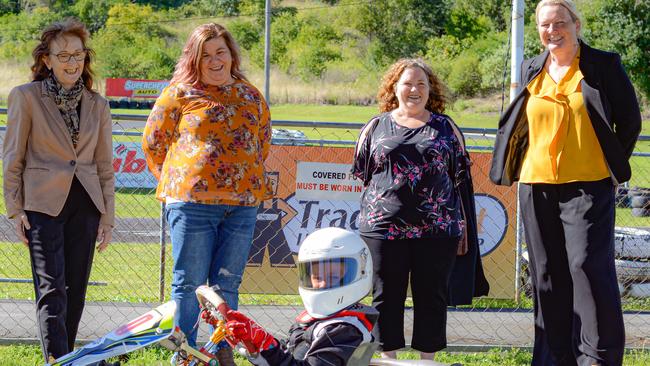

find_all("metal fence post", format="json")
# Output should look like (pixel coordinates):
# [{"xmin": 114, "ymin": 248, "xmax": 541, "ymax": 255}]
[
  {"xmin": 514, "ymin": 183, "xmax": 523, "ymax": 303},
  {"xmin": 159, "ymin": 201, "xmax": 166, "ymax": 303}
]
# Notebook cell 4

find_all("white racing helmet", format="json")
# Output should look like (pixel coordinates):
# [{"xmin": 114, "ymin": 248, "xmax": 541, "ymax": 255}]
[{"xmin": 297, "ymin": 227, "xmax": 373, "ymax": 319}]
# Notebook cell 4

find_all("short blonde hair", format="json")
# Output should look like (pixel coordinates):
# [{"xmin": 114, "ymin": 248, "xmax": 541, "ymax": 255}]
[
  {"xmin": 536, "ymin": 0, "xmax": 583, "ymax": 38},
  {"xmin": 377, "ymin": 58, "xmax": 447, "ymax": 114}
]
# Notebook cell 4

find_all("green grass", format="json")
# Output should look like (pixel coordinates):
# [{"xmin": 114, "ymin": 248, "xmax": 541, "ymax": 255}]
[
  {"xmin": 115, "ymin": 189, "xmax": 160, "ymax": 218},
  {"xmin": 3, "ymin": 241, "xmax": 650, "ymax": 311},
  {"xmin": 1, "ymin": 345, "xmax": 649, "ymax": 366},
  {"xmin": 0, "ymin": 242, "xmax": 172, "ymax": 303}
]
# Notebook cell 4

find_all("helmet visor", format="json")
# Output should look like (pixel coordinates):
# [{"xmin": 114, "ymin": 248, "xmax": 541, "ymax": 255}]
[{"xmin": 298, "ymin": 258, "xmax": 358, "ymax": 290}]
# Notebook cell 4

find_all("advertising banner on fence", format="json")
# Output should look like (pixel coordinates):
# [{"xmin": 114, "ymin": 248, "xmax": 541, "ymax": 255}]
[
  {"xmin": 106, "ymin": 78, "xmax": 170, "ymax": 99},
  {"xmin": 240, "ymin": 145, "xmax": 518, "ymax": 299},
  {"xmin": 111, "ymin": 142, "xmax": 517, "ymax": 298},
  {"xmin": 113, "ymin": 142, "xmax": 157, "ymax": 188}
]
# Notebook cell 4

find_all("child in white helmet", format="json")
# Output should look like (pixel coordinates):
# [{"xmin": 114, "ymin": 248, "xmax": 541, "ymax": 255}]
[{"xmin": 224, "ymin": 227, "xmax": 378, "ymax": 365}]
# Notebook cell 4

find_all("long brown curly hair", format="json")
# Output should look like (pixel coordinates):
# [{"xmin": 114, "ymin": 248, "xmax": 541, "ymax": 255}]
[
  {"xmin": 171, "ymin": 23, "xmax": 247, "ymax": 85},
  {"xmin": 31, "ymin": 18, "xmax": 95, "ymax": 90},
  {"xmin": 377, "ymin": 58, "xmax": 447, "ymax": 114}
]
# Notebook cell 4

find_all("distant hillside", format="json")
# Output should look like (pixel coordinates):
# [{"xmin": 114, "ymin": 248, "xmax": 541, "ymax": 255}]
[{"xmin": 0, "ymin": 0, "xmax": 647, "ymax": 104}]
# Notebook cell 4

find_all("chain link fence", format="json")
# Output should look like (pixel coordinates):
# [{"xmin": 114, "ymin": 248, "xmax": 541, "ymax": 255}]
[{"xmin": 0, "ymin": 110, "xmax": 648, "ymax": 351}]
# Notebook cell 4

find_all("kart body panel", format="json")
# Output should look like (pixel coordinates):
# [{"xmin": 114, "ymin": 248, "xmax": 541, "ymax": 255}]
[{"xmin": 47, "ymin": 301, "xmax": 177, "ymax": 366}]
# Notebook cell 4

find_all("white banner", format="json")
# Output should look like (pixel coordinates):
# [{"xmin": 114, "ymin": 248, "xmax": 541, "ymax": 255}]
[
  {"xmin": 113, "ymin": 142, "xmax": 157, "ymax": 189},
  {"xmin": 294, "ymin": 162, "xmax": 363, "ymax": 201}
]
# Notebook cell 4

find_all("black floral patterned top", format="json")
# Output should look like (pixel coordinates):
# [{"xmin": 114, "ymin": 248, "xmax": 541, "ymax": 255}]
[{"xmin": 352, "ymin": 112, "xmax": 465, "ymax": 240}]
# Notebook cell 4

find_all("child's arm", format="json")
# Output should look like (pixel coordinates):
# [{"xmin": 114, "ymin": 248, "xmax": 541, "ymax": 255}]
[{"xmin": 225, "ymin": 310, "xmax": 277, "ymax": 352}]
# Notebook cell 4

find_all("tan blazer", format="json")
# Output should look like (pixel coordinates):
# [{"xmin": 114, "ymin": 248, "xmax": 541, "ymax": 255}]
[{"xmin": 3, "ymin": 81, "xmax": 115, "ymax": 227}]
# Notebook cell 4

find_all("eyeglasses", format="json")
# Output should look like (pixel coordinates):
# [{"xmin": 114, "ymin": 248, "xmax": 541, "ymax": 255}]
[{"xmin": 53, "ymin": 51, "xmax": 87, "ymax": 63}]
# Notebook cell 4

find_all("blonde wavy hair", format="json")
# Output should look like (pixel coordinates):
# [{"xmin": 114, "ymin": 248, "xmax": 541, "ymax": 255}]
[
  {"xmin": 171, "ymin": 23, "xmax": 247, "ymax": 85},
  {"xmin": 535, "ymin": 0, "xmax": 583, "ymax": 38},
  {"xmin": 377, "ymin": 58, "xmax": 447, "ymax": 114}
]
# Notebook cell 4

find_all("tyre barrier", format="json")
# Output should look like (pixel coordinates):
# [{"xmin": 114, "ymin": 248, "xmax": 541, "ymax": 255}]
[
  {"xmin": 616, "ymin": 186, "xmax": 630, "ymax": 208},
  {"xmin": 521, "ymin": 227, "xmax": 650, "ymax": 299},
  {"xmin": 614, "ymin": 227, "xmax": 650, "ymax": 298},
  {"xmin": 615, "ymin": 259, "xmax": 650, "ymax": 282},
  {"xmin": 627, "ymin": 186, "xmax": 650, "ymax": 217},
  {"xmin": 630, "ymin": 195, "xmax": 650, "ymax": 209},
  {"xmin": 615, "ymin": 227, "xmax": 650, "ymax": 259},
  {"xmin": 108, "ymin": 99, "xmax": 155, "ymax": 110}
]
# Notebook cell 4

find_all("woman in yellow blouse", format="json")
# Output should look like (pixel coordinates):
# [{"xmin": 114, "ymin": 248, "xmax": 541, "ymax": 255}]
[
  {"xmin": 142, "ymin": 23, "xmax": 271, "ymax": 363},
  {"xmin": 490, "ymin": 1, "xmax": 641, "ymax": 365}
]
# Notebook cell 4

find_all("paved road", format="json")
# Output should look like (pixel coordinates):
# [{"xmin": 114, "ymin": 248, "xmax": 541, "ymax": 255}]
[{"xmin": 1, "ymin": 300, "xmax": 649, "ymax": 349}]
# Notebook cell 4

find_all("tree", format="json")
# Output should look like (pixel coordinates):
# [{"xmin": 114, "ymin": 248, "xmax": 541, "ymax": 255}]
[
  {"xmin": 70, "ymin": 0, "xmax": 126, "ymax": 33},
  {"xmin": 352, "ymin": 0, "xmax": 450, "ymax": 66},
  {"xmin": 0, "ymin": 6, "xmax": 59, "ymax": 60},
  {"xmin": 580, "ymin": 0, "xmax": 650, "ymax": 99},
  {"xmin": 92, "ymin": 3, "xmax": 178, "ymax": 79},
  {"xmin": 0, "ymin": 0, "xmax": 21, "ymax": 15}
]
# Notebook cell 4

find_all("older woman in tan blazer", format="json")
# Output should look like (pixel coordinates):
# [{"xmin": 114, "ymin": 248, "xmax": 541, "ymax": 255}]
[{"xmin": 2, "ymin": 19, "xmax": 114, "ymax": 362}]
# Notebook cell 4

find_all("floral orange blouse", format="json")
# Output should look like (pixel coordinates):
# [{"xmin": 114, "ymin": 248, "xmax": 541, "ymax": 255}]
[{"xmin": 142, "ymin": 80, "xmax": 272, "ymax": 206}]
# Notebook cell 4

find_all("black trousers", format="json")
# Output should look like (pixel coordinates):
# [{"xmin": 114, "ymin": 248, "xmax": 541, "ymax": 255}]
[
  {"xmin": 520, "ymin": 179, "xmax": 624, "ymax": 366},
  {"xmin": 26, "ymin": 176, "xmax": 101, "ymax": 361},
  {"xmin": 363, "ymin": 236, "xmax": 458, "ymax": 353}
]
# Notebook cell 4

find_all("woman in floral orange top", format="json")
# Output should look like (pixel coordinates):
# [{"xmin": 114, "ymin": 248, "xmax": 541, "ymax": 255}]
[{"xmin": 142, "ymin": 23, "xmax": 271, "ymax": 363}]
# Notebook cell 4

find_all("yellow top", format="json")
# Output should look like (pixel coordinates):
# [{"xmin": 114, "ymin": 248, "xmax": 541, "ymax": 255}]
[{"xmin": 520, "ymin": 51, "xmax": 609, "ymax": 183}]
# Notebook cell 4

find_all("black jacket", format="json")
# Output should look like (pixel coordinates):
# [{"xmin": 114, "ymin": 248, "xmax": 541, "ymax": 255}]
[
  {"xmin": 448, "ymin": 122, "xmax": 490, "ymax": 306},
  {"xmin": 490, "ymin": 41, "xmax": 641, "ymax": 186}
]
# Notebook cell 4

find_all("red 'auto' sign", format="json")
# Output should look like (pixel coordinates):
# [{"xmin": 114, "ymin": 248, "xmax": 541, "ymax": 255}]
[{"xmin": 106, "ymin": 78, "xmax": 170, "ymax": 99}]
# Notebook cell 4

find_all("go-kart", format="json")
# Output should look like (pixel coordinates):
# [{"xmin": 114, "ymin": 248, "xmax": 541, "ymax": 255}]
[{"xmin": 46, "ymin": 286, "xmax": 459, "ymax": 366}]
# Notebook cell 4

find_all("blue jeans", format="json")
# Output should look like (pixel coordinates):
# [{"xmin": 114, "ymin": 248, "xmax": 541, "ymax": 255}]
[{"xmin": 165, "ymin": 202, "xmax": 257, "ymax": 347}]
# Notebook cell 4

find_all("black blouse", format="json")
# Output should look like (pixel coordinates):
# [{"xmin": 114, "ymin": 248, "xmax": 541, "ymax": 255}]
[{"xmin": 352, "ymin": 112, "xmax": 465, "ymax": 240}]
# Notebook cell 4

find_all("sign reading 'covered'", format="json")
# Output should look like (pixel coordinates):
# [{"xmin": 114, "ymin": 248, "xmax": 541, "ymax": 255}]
[{"xmin": 294, "ymin": 162, "xmax": 364, "ymax": 201}]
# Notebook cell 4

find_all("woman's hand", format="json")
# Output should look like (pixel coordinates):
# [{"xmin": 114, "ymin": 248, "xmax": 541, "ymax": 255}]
[
  {"xmin": 96, "ymin": 224, "xmax": 113, "ymax": 252},
  {"xmin": 457, "ymin": 229, "xmax": 468, "ymax": 256},
  {"xmin": 14, "ymin": 214, "xmax": 30, "ymax": 247}
]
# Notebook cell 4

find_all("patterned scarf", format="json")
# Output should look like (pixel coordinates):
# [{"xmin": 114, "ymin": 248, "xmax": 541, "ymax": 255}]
[{"xmin": 43, "ymin": 74, "xmax": 84, "ymax": 148}]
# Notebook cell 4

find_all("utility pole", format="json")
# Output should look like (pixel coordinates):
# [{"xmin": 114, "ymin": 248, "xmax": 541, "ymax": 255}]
[
  {"xmin": 264, "ymin": 0, "xmax": 271, "ymax": 103},
  {"xmin": 511, "ymin": 0, "xmax": 525, "ymax": 303},
  {"xmin": 510, "ymin": 0, "xmax": 525, "ymax": 102}
]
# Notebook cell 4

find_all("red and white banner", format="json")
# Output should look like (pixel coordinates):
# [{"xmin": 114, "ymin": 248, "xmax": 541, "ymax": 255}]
[
  {"xmin": 113, "ymin": 142, "xmax": 157, "ymax": 188},
  {"xmin": 105, "ymin": 78, "xmax": 170, "ymax": 99}
]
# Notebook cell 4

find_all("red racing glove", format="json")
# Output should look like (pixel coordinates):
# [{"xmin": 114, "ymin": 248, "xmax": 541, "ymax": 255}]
[{"xmin": 225, "ymin": 309, "xmax": 277, "ymax": 352}]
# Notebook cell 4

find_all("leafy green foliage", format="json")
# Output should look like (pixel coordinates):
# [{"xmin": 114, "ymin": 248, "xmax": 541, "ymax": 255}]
[
  {"xmin": 352, "ymin": 0, "xmax": 449, "ymax": 66},
  {"xmin": 247, "ymin": 11, "xmax": 342, "ymax": 80},
  {"xmin": 447, "ymin": 51, "xmax": 482, "ymax": 97},
  {"xmin": 581, "ymin": 0, "xmax": 650, "ymax": 99},
  {"xmin": 177, "ymin": 0, "xmax": 242, "ymax": 17},
  {"xmin": 0, "ymin": 7, "xmax": 62, "ymax": 60},
  {"xmin": 69, "ymin": 0, "xmax": 126, "ymax": 33},
  {"xmin": 92, "ymin": 3, "xmax": 178, "ymax": 79},
  {"xmin": 0, "ymin": 0, "xmax": 647, "ymax": 102},
  {"xmin": 228, "ymin": 19, "xmax": 262, "ymax": 51},
  {"xmin": 0, "ymin": 0, "xmax": 21, "ymax": 15},
  {"xmin": 445, "ymin": 3, "xmax": 492, "ymax": 40}
]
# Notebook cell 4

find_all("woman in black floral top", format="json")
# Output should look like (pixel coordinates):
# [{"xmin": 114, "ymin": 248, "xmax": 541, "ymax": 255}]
[{"xmin": 352, "ymin": 58, "xmax": 468, "ymax": 361}]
